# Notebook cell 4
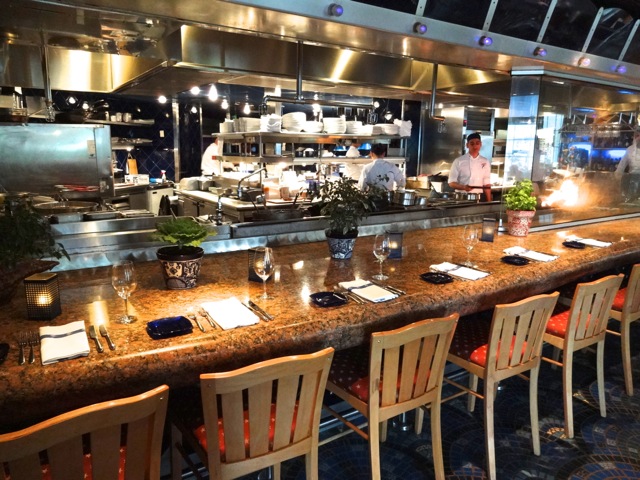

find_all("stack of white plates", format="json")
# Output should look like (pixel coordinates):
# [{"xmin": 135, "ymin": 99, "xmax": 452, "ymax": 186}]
[
  {"xmin": 371, "ymin": 125, "xmax": 383, "ymax": 135},
  {"xmin": 219, "ymin": 120, "xmax": 234, "ymax": 133},
  {"xmin": 303, "ymin": 121, "xmax": 324, "ymax": 133},
  {"xmin": 282, "ymin": 112, "xmax": 307, "ymax": 132},
  {"xmin": 323, "ymin": 116, "xmax": 347, "ymax": 134},
  {"xmin": 234, "ymin": 117, "xmax": 261, "ymax": 132},
  {"xmin": 260, "ymin": 114, "xmax": 282, "ymax": 132},
  {"xmin": 379, "ymin": 123, "xmax": 400, "ymax": 135},
  {"xmin": 345, "ymin": 121, "xmax": 365, "ymax": 134}
]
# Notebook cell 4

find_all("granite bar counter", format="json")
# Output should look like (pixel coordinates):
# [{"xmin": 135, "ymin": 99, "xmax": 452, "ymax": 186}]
[{"xmin": 1, "ymin": 218, "xmax": 639, "ymax": 431}]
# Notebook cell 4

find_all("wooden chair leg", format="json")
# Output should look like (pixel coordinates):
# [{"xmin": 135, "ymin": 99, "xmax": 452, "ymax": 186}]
[
  {"xmin": 306, "ymin": 450, "xmax": 318, "ymax": 480},
  {"xmin": 430, "ymin": 399, "xmax": 445, "ymax": 480},
  {"xmin": 551, "ymin": 346, "xmax": 561, "ymax": 369},
  {"xmin": 414, "ymin": 407, "xmax": 424, "ymax": 435},
  {"xmin": 530, "ymin": 364, "xmax": 541, "ymax": 456},
  {"xmin": 468, "ymin": 373, "xmax": 479, "ymax": 412},
  {"xmin": 621, "ymin": 320, "xmax": 634, "ymax": 396},
  {"xmin": 596, "ymin": 340, "xmax": 607, "ymax": 418},
  {"xmin": 484, "ymin": 379, "xmax": 497, "ymax": 480},
  {"xmin": 563, "ymin": 351, "xmax": 575, "ymax": 438},
  {"xmin": 369, "ymin": 416, "xmax": 382, "ymax": 480},
  {"xmin": 273, "ymin": 462, "xmax": 282, "ymax": 480},
  {"xmin": 380, "ymin": 419, "xmax": 388, "ymax": 443}
]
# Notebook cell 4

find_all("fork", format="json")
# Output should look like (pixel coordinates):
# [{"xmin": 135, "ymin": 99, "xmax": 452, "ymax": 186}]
[
  {"xmin": 28, "ymin": 331, "xmax": 40, "ymax": 364},
  {"xmin": 17, "ymin": 333, "xmax": 27, "ymax": 365}
]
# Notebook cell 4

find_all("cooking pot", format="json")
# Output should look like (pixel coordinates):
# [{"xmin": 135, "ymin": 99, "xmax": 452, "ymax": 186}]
[
  {"xmin": 414, "ymin": 196, "xmax": 429, "ymax": 206},
  {"xmin": 454, "ymin": 192, "xmax": 481, "ymax": 202},
  {"xmin": 393, "ymin": 189, "xmax": 416, "ymax": 206},
  {"xmin": 33, "ymin": 201, "xmax": 98, "ymax": 215},
  {"xmin": 252, "ymin": 209, "xmax": 304, "ymax": 222}
]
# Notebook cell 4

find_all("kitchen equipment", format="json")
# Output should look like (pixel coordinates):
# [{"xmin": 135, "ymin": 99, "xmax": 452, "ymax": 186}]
[
  {"xmin": 33, "ymin": 201, "xmax": 98, "ymax": 215},
  {"xmin": 252, "ymin": 209, "xmax": 304, "ymax": 222},
  {"xmin": 198, "ymin": 177, "xmax": 214, "ymax": 191},
  {"xmin": 392, "ymin": 189, "xmax": 416, "ymax": 206}
]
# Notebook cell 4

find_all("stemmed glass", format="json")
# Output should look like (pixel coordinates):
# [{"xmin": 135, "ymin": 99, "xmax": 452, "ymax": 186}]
[
  {"xmin": 372, "ymin": 233, "xmax": 391, "ymax": 281},
  {"xmin": 111, "ymin": 260, "xmax": 138, "ymax": 324},
  {"xmin": 253, "ymin": 247, "xmax": 275, "ymax": 300},
  {"xmin": 462, "ymin": 225, "xmax": 480, "ymax": 267}
]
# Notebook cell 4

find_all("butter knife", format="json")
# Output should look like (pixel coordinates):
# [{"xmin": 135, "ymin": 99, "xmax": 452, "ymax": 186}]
[
  {"xmin": 89, "ymin": 325, "xmax": 104, "ymax": 353},
  {"xmin": 98, "ymin": 325, "xmax": 116, "ymax": 350},
  {"xmin": 247, "ymin": 300, "xmax": 274, "ymax": 321},
  {"xmin": 370, "ymin": 280, "xmax": 406, "ymax": 295}
]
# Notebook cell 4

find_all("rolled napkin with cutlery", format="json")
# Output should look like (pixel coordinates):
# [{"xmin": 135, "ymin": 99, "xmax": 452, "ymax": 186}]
[
  {"xmin": 503, "ymin": 246, "xmax": 558, "ymax": 262},
  {"xmin": 39, "ymin": 320, "xmax": 90, "ymax": 365},
  {"xmin": 201, "ymin": 297, "xmax": 260, "ymax": 330},
  {"xmin": 565, "ymin": 235, "xmax": 612, "ymax": 248},
  {"xmin": 429, "ymin": 262, "xmax": 489, "ymax": 281},
  {"xmin": 338, "ymin": 279, "xmax": 398, "ymax": 303}
]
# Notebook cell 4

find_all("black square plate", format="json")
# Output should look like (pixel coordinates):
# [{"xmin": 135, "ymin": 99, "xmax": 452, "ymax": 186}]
[
  {"xmin": 501, "ymin": 255, "xmax": 530, "ymax": 266},
  {"xmin": 563, "ymin": 240, "xmax": 586, "ymax": 249},
  {"xmin": 420, "ymin": 272, "xmax": 454, "ymax": 284},
  {"xmin": 310, "ymin": 292, "xmax": 348, "ymax": 308},
  {"xmin": 146, "ymin": 316, "xmax": 193, "ymax": 339}
]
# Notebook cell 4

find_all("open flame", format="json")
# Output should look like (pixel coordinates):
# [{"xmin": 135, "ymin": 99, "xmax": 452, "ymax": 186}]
[{"xmin": 541, "ymin": 179, "xmax": 581, "ymax": 207}]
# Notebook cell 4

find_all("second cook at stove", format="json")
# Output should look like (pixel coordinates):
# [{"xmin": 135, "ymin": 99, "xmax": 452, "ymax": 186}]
[
  {"xmin": 448, "ymin": 132, "xmax": 492, "ymax": 201},
  {"xmin": 357, "ymin": 143, "xmax": 406, "ymax": 192}
]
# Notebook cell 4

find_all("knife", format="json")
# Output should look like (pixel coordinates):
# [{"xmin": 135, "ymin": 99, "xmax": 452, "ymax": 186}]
[
  {"xmin": 98, "ymin": 325, "xmax": 116, "ymax": 350},
  {"xmin": 89, "ymin": 325, "xmax": 104, "ymax": 353},
  {"xmin": 370, "ymin": 280, "xmax": 406, "ymax": 295},
  {"xmin": 247, "ymin": 300, "xmax": 274, "ymax": 321}
]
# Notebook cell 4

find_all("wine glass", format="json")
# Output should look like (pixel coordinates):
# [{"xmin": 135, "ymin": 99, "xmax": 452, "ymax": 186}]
[
  {"xmin": 111, "ymin": 260, "xmax": 138, "ymax": 324},
  {"xmin": 372, "ymin": 233, "xmax": 391, "ymax": 281},
  {"xmin": 462, "ymin": 225, "xmax": 480, "ymax": 267},
  {"xmin": 253, "ymin": 247, "xmax": 275, "ymax": 300}
]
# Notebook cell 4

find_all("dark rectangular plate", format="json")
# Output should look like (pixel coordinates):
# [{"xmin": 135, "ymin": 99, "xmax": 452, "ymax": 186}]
[
  {"xmin": 146, "ymin": 316, "xmax": 193, "ymax": 339},
  {"xmin": 501, "ymin": 255, "xmax": 530, "ymax": 266},
  {"xmin": 310, "ymin": 291, "xmax": 348, "ymax": 308},
  {"xmin": 420, "ymin": 272, "xmax": 454, "ymax": 284},
  {"xmin": 563, "ymin": 240, "xmax": 586, "ymax": 249}
]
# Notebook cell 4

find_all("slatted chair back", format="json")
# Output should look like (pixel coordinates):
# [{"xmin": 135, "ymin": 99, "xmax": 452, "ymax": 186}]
[{"xmin": 0, "ymin": 385, "xmax": 169, "ymax": 480}]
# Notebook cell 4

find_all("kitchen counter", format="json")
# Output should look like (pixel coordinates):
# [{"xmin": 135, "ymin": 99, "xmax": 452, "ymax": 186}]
[{"xmin": 1, "ymin": 218, "xmax": 639, "ymax": 431}]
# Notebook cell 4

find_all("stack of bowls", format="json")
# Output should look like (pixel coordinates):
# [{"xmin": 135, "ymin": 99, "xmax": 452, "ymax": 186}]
[
  {"xmin": 380, "ymin": 123, "xmax": 400, "ymax": 135},
  {"xmin": 282, "ymin": 112, "xmax": 307, "ymax": 132},
  {"xmin": 303, "ymin": 121, "xmax": 324, "ymax": 133},
  {"xmin": 323, "ymin": 116, "xmax": 347, "ymax": 134}
]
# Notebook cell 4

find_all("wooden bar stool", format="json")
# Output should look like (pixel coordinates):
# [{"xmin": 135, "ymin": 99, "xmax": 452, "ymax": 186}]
[
  {"xmin": 0, "ymin": 385, "xmax": 169, "ymax": 480},
  {"xmin": 542, "ymin": 274, "xmax": 623, "ymax": 438},
  {"xmin": 323, "ymin": 314, "xmax": 459, "ymax": 480},
  {"xmin": 170, "ymin": 348, "xmax": 334, "ymax": 480},
  {"xmin": 444, "ymin": 292, "xmax": 559, "ymax": 480},
  {"xmin": 607, "ymin": 264, "xmax": 640, "ymax": 396}
]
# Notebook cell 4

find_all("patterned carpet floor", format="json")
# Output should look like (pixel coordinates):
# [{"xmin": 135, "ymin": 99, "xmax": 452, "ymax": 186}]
[{"xmin": 172, "ymin": 320, "xmax": 640, "ymax": 480}]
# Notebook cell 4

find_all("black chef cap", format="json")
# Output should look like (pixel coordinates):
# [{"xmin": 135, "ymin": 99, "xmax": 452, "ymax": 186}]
[{"xmin": 466, "ymin": 132, "xmax": 481, "ymax": 142}]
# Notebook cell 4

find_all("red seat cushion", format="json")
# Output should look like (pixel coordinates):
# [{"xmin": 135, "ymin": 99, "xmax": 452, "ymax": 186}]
[
  {"xmin": 448, "ymin": 316, "xmax": 492, "ymax": 361},
  {"xmin": 328, "ymin": 345, "xmax": 371, "ymax": 402},
  {"xmin": 546, "ymin": 308, "xmax": 571, "ymax": 338},
  {"xmin": 611, "ymin": 287, "xmax": 627, "ymax": 311}
]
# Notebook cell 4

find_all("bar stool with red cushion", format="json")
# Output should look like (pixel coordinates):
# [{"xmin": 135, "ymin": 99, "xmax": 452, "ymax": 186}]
[
  {"xmin": 170, "ymin": 347, "xmax": 334, "ymax": 480},
  {"xmin": 607, "ymin": 264, "xmax": 640, "ymax": 396},
  {"xmin": 323, "ymin": 314, "xmax": 459, "ymax": 480},
  {"xmin": 444, "ymin": 292, "xmax": 559, "ymax": 480},
  {"xmin": 0, "ymin": 385, "xmax": 169, "ymax": 480},
  {"xmin": 542, "ymin": 274, "xmax": 623, "ymax": 438}
]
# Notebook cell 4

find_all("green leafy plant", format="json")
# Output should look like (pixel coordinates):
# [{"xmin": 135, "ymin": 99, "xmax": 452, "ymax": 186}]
[
  {"xmin": 504, "ymin": 179, "xmax": 537, "ymax": 211},
  {"xmin": 320, "ymin": 176, "xmax": 373, "ymax": 237},
  {"xmin": 150, "ymin": 217, "xmax": 214, "ymax": 248},
  {"xmin": 0, "ymin": 204, "xmax": 69, "ymax": 269}
]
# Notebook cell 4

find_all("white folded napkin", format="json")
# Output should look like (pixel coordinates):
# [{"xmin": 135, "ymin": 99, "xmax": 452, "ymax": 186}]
[
  {"xmin": 201, "ymin": 297, "xmax": 260, "ymax": 330},
  {"xmin": 566, "ymin": 235, "xmax": 611, "ymax": 248},
  {"xmin": 504, "ymin": 246, "xmax": 558, "ymax": 262},
  {"xmin": 429, "ymin": 262, "xmax": 489, "ymax": 281},
  {"xmin": 39, "ymin": 320, "xmax": 90, "ymax": 365},
  {"xmin": 338, "ymin": 279, "xmax": 398, "ymax": 302}
]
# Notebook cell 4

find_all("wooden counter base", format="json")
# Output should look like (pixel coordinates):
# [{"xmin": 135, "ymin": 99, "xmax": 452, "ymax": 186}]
[{"xmin": 1, "ymin": 218, "xmax": 638, "ymax": 431}]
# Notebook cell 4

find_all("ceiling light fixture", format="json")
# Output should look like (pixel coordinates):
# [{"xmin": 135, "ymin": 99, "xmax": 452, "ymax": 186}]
[
  {"xmin": 190, "ymin": 105, "xmax": 198, "ymax": 114},
  {"xmin": 479, "ymin": 35, "xmax": 493, "ymax": 46},
  {"xmin": 615, "ymin": 64, "xmax": 627, "ymax": 74},
  {"xmin": 413, "ymin": 22, "xmax": 427, "ymax": 34},
  {"xmin": 243, "ymin": 102, "xmax": 251, "ymax": 115},
  {"xmin": 208, "ymin": 84, "xmax": 218, "ymax": 101},
  {"xmin": 65, "ymin": 95, "xmax": 77, "ymax": 105},
  {"xmin": 221, "ymin": 98, "xmax": 229, "ymax": 110},
  {"xmin": 328, "ymin": 3, "xmax": 344, "ymax": 16},
  {"xmin": 158, "ymin": 95, "xmax": 167, "ymax": 104},
  {"xmin": 578, "ymin": 57, "xmax": 591, "ymax": 67},
  {"xmin": 533, "ymin": 47, "xmax": 547, "ymax": 57},
  {"xmin": 190, "ymin": 86, "xmax": 200, "ymax": 95}
]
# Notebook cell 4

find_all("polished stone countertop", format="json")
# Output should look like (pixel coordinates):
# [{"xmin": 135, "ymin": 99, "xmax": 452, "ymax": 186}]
[{"xmin": 1, "ymin": 218, "xmax": 639, "ymax": 431}]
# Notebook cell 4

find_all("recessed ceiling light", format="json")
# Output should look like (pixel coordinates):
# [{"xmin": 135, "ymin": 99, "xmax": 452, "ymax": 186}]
[
  {"xmin": 328, "ymin": 3, "xmax": 343, "ymax": 16},
  {"xmin": 190, "ymin": 86, "xmax": 200, "ymax": 95},
  {"xmin": 479, "ymin": 35, "xmax": 493, "ymax": 46},
  {"xmin": 615, "ymin": 65, "xmax": 627, "ymax": 74},
  {"xmin": 533, "ymin": 47, "xmax": 547, "ymax": 57},
  {"xmin": 413, "ymin": 22, "xmax": 427, "ymax": 34},
  {"xmin": 578, "ymin": 57, "xmax": 591, "ymax": 67}
]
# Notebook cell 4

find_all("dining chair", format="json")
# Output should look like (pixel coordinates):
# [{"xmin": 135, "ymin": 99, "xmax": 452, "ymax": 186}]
[
  {"xmin": 323, "ymin": 313, "xmax": 459, "ymax": 480},
  {"xmin": 542, "ymin": 274, "xmax": 623, "ymax": 438},
  {"xmin": 444, "ymin": 292, "xmax": 559, "ymax": 480},
  {"xmin": 0, "ymin": 384, "xmax": 169, "ymax": 480},
  {"xmin": 607, "ymin": 264, "xmax": 640, "ymax": 396},
  {"xmin": 170, "ymin": 347, "xmax": 334, "ymax": 480}
]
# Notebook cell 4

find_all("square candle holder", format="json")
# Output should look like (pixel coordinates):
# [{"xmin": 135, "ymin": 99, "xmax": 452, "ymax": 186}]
[
  {"xmin": 387, "ymin": 230, "xmax": 403, "ymax": 259},
  {"xmin": 24, "ymin": 272, "xmax": 62, "ymax": 320}
]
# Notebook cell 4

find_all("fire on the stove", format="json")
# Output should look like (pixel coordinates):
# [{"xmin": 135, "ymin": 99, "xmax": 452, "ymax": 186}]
[{"xmin": 541, "ymin": 178, "xmax": 581, "ymax": 208}]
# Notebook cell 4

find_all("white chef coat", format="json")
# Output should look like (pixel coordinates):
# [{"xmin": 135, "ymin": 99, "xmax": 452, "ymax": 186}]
[
  {"xmin": 448, "ymin": 153, "xmax": 491, "ymax": 193},
  {"xmin": 201, "ymin": 140, "xmax": 220, "ymax": 175},
  {"xmin": 357, "ymin": 158, "xmax": 406, "ymax": 191},
  {"xmin": 615, "ymin": 143, "xmax": 640, "ymax": 178}
]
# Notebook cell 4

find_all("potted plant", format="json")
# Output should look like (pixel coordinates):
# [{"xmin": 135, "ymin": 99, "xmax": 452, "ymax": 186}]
[
  {"xmin": 0, "ymin": 204, "xmax": 69, "ymax": 304},
  {"xmin": 320, "ymin": 176, "xmax": 373, "ymax": 259},
  {"xmin": 503, "ymin": 179, "xmax": 537, "ymax": 236},
  {"xmin": 150, "ymin": 217, "xmax": 215, "ymax": 289}
]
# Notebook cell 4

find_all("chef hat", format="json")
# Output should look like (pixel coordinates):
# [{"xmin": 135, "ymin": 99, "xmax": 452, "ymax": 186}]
[{"xmin": 466, "ymin": 132, "xmax": 481, "ymax": 142}]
